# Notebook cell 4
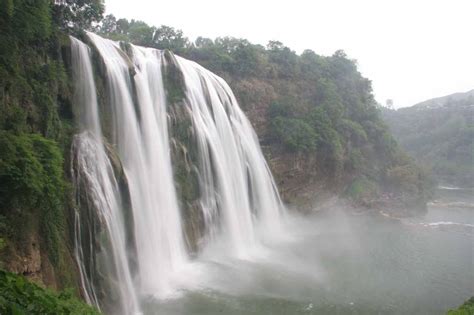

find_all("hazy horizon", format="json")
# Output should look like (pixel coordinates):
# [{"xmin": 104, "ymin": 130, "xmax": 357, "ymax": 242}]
[{"xmin": 105, "ymin": 0, "xmax": 474, "ymax": 109}]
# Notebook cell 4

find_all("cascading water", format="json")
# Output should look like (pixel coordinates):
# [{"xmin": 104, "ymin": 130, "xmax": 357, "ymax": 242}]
[
  {"xmin": 175, "ymin": 56, "xmax": 284, "ymax": 257},
  {"xmin": 70, "ymin": 37, "xmax": 140, "ymax": 314},
  {"xmin": 86, "ymin": 32, "xmax": 188, "ymax": 297},
  {"xmin": 70, "ymin": 33, "xmax": 285, "ymax": 313}
]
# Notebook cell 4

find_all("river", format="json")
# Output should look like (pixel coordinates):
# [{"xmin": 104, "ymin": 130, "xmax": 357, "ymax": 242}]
[{"xmin": 142, "ymin": 188, "xmax": 473, "ymax": 315}]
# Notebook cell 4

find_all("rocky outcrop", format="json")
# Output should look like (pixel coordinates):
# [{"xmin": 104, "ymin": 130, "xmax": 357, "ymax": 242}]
[
  {"xmin": 231, "ymin": 83, "xmax": 337, "ymax": 210},
  {"xmin": 164, "ymin": 52, "xmax": 206, "ymax": 253},
  {"xmin": 3, "ymin": 225, "xmax": 47, "ymax": 285},
  {"xmin": 263, "ymin": 145, "xmax": 333, "ymax": 209}
]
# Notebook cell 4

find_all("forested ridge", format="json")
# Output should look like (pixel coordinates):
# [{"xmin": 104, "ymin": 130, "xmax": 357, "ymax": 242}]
[
  {"xmin": 1, "ymin": 0, "xmax": 433, "ymax": 311},
  {"xmin": 382, "ymin": 90, "xmax": 473, "ymax": 187}
]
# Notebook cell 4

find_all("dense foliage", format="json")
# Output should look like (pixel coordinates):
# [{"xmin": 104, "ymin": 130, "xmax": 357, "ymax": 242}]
[
  {"xmin": 53, "ymin": 0, "xmax": 104, "ymax": 32},
  {"xmin": 447, "ymin": 297, "xmax": 474, "ymax": 315},
  {"xmin": 0, "ymin": 270, "xmax": 100, "ymax": 314},
  {"xmin": 382, "ymin": 90, "xmax": 474, "ymax": 187},
  {"xmin": 98, "ymin": 14, "xmax": 188, "ymax": 53},
  {"xmin": 0, "ymin": 0, "xmax": 103, "ymax": 290},
  {"xmin": 0, "ymin": 132, "xmax": 66, "ymax": 265},
  {"xmin": 98, "ymin": 16, "xmax": 433, "ymax": 207}
]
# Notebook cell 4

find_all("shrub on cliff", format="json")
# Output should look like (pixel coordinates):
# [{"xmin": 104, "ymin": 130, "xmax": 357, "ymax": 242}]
[
  {"xmin": 0, "ymin": 131, "xmax": 66, "ymax": 266},
  {"xmin": 0, "ymin": 270, "xmax": 100, "ymax": 314},
  {"xmin": 271, "ymin": 116, "xmax": 318, "ymax": 152}
]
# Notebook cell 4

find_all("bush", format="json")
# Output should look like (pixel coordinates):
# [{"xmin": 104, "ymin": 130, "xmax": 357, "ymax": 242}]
[
  {"xmin": 0, "ymin": 131, "xmax": 45, "ymax": 209},
  {"xmin": 271, "ymin": 116, "xmax": 319, "ymax": 152},
  {"xmin": 338, "ymin": 119, "xmax": 368, "ymax": 145},
  {"xmin": 0, "ymin": 270, "xmax": 100, "ymax": 314},
  {"xmin": 447, "ymin": 297, "xmax": 474, "ymax": 315},
  {"xmin": 346, "ymin": 176, "xmax": 378, "ymax": 205}
]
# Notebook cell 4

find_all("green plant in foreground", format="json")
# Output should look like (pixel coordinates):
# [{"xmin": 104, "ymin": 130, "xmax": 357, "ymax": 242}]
[
  {"xmin": 0, "ymin": 270, "xmax": 100, "ymax": 314},
  {"xmin": 447, "ymin": 297, "xmax": 474, "ymax": 315}
]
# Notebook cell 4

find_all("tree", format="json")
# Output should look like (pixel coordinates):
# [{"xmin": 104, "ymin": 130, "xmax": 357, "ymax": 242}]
[
  {"xmin": 52, "ymin": 0, "xmax": 105, "ymax": 31},
  {"xmin": 127, "ymin": 19, "xmax": 155, "ymax": 46},
  {"xmin": 232, "ymin": 44, "xmax": 264, "ymax": 77},
  {"xmin": 271, "ymin": 117, "xmax": 318, "ymax": 152},
  {"xmin": 153, "ymin": 25, "xmax": 189, "ymax": 53},
  {"xmin": 116, "ymin": 18, "xmax": 130, "ymax": 34},
  {"xmin": 1, "ymin": 0, "xmax": 52, "ymax": 43},
  {"xmin": 100, "ymin": 13, "xmax": 116, "ymax": 34},
  {"xmin": 266, "ymin": 40, "xmax": 299, "ymax": 78},
  {"xmin": 266, "ymin": 40, "xmax": 285, "ymax": 51},
  {"xmin": 195, "ymin": 36, "xmax": 213, "ymax": 48}
]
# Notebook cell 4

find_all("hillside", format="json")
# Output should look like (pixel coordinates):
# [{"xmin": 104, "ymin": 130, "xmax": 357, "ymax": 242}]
[
  {"xmin": 382, "ymin": 90, "xmax": 474, "ymax": 187},
  {"xmin": 0, "ymin": 0, "xmax": 432, "ymax": 305},
  {"xmin": 97, "ymin": 15, "xmax": 432, "ymax": 211}
]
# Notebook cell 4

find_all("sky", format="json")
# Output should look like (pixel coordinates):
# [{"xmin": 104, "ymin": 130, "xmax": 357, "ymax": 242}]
[{"xmin": 105, "ymin": 0, "xmax": 474, "ymax": 108}]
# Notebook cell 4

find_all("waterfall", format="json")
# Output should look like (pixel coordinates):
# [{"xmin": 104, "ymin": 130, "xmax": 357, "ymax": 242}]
[
  {"xmin": 86, "ymin": 32, "xmax": 188, "ymax": 297},
  {"xmin": 70, "ymin": 37, "xmax": 140, "ymax": 314},
  {"xmin": 175, "ymin": 56, "xmax": 283, "ymax": 257},
  {"xmin": 70, "ymin": 33, "xmax": 284, "ymax": 313}
]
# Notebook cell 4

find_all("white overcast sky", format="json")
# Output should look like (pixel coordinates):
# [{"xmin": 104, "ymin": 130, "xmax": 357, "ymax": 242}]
[{"xmin": 106, "ymin": 0, "xmax": 473, "ymax": 108}]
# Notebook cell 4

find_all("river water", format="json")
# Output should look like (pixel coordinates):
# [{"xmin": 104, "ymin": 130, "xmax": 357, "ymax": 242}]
[{"xmin": 141, "ymin": 188, "xmax": 473, "ymax": 315}]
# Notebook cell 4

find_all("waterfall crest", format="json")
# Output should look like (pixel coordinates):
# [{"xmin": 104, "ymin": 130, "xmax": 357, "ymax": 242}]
[{"xmin": 70, "ymin": 33, "xmax": 284, "ymax": 313}]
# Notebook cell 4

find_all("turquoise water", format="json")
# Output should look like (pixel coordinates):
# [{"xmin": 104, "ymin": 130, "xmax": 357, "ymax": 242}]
[{"xmin": 144, "ymin": 189, "xmax": 473, "ymax": 314}]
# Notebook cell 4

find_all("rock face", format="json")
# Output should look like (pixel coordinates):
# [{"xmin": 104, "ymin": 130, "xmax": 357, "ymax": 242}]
[
  {"xmin": 264, "ymin": 147, "xmax": 333, "ymax": 209},
  {"xmin": 221, "ymin": 70, "xmax": 432, "ymax": 214},
  {"xmin": 162, "ymin": 52, "xmax": 207, "ymax": 254},
  {"xmin": 234, "ymin": 83, "xmax": 338, "ymax": 210},
  {"xmin": 1, "ymin": 208, "xmax": 60, "ymax": 289},
  {"xmin": 5, "ymin": 230, "xmax": 43, "ymax": 280}
]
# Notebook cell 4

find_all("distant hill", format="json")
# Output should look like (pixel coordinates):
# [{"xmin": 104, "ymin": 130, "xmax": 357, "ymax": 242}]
[
  {"xmin": 382, "ymin": 90, "xmax": 474, "ymax": 187},
  {"xmin": 410, "ymin": 89, "xmax": 474, "ymax": 110}
]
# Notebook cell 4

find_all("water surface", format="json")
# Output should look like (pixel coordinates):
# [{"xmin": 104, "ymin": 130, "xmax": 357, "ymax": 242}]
[{"xmin": 144, "ymin": 189, "xmax": 473, "ymax": 314}]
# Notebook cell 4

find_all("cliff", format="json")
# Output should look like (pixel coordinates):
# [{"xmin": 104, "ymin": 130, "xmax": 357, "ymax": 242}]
[
  {"xmin": 382, "ymin": 90, "xmax": 474, "ymax": 188},
  {"xmin": 196, "ymin": 52, "xmax": 433, "ymax": 212}
]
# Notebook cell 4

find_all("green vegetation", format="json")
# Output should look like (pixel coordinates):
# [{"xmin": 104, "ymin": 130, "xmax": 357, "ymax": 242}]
[
  {"xmin": 447, "ymin": 297, "xmax": 474, "ymax": 315},
  {"xmin": 0, "ymin": 132, "xmax": 66, "ymax": 265},
  {"xmin": 98, "ymin": 15, "xmax": 188, "ymax": 53},
  {"xmin": 346, "ymin": 177, "xmax": 379, "ymax": 206},
  {"xmin": 0, "ymin": 0, "xmax": 103, "ymax": 294},
  {"xmin": 0, "ymin": 270, "xmax": 100, "ymax": 314},
  {"xmin": 382, "ymin": 90, "xmax": 474, "ymax": 187},
  {"xmin": 271, "ymin": 116, "xmax": 319, "ymax": 152},
  {"xmin": 53, "ymin": 0, "xmax": 104, "ymax": 32}
]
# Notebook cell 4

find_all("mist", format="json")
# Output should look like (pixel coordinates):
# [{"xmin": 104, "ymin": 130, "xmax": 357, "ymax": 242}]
[{"xmin": 139, "ymin": 194, "xmax": 474, "ymax": 314}]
